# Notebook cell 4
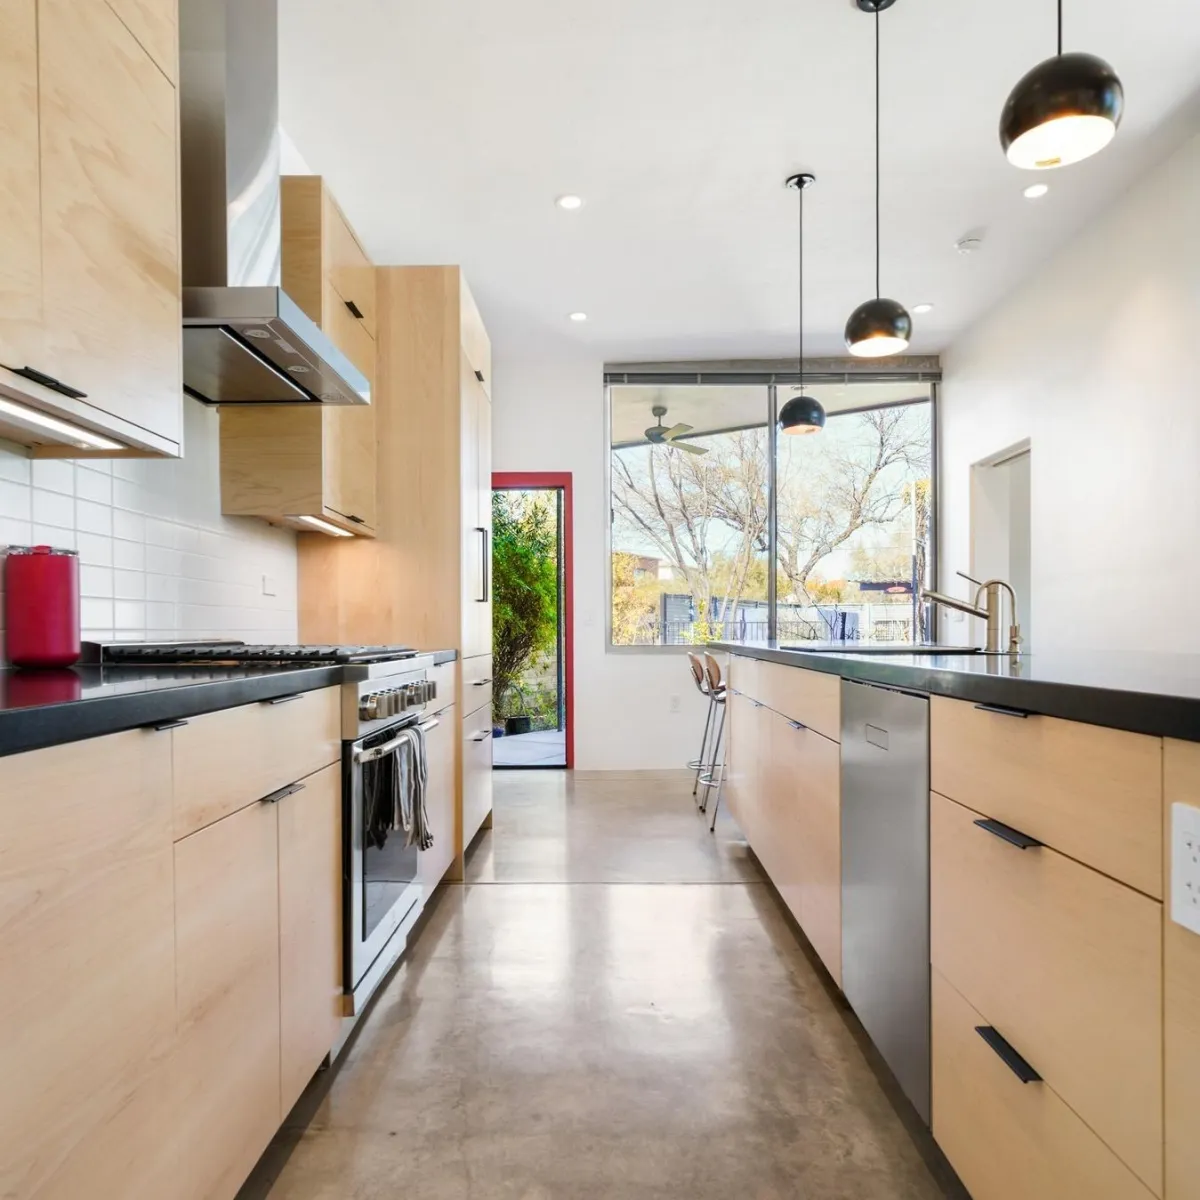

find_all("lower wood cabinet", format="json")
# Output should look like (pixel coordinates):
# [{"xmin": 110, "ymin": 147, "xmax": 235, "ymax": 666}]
[
  {"xmin": 420, "ymin": 703, "xmax": 459, "ymax": 889},
  {"xmin": 0, "ymin": 728, "xmax": 177, "ymax": 1199},
  {"xmin": 931, "ymin": 789, "xmax": 1163, "ymax": 1193},
  {"xmin": 724, "ymin": 666, "xmax": 842, "ymax": 985},
  {"xmin": 932, "ymin": 969, "xmax": 1156, "ymax": 1200},
  {"xmin": 174, "ymin": 798, "xmax": 282, "ymax": 1200},
  {"xmin": 462, "ymin": 708, "xmax": 494, "ymax": 851},
  {"xmin": 279, "ymin": 763, "xmax": 342, "ymax": 1114}
]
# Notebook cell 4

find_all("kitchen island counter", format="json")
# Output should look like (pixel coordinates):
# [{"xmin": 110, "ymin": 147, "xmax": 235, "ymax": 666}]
[{"xmin": 709, "ymin": 641, "xmax": 1200, "ymax": 742}]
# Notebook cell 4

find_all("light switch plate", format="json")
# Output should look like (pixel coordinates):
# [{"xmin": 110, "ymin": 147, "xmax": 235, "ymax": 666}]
[{"xmin": 1171, "ymin": 802, "xmax": 1200, "ymax": 936}]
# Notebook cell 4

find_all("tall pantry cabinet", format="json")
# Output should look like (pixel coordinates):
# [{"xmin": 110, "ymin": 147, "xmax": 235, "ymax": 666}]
[{"xmin": 299, "ymin": 266, "xmax": 493, "ymax": 866}]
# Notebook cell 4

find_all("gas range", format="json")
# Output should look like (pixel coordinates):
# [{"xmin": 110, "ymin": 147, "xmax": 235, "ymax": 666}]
[{"xmin": 83, "ymin": 640, "xmax": 419, "ymax": 667}]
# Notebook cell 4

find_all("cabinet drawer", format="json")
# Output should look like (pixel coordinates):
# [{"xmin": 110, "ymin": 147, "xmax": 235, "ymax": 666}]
[
  {"xmin": 930, "ymin": 696, "xmax": 1162, "ymax": 897},
  {"xmin": 462, "ymin": 714, "xmax": 493, "ymax": 849},
  {"xmin": 462, "ymin": 654, "xmax": 494, "ymax": 718},
  {"xmin": 931, "ymin": 791, "xmax": 1162, "ymax": 1194},
  {"xmin": 728, "ymin": 655, "xmax": 761, "ymax": 708},
  {"xmin": 757, "ymin": 661, "xmax": 840, "ymax": 743},
  {"xmin": 431, "ymin": 660, "xmax": 457, "ymax": 710},
  {"xmin": 173, "ymin": 687, "xmax": 341, "ymax": 839},
  {"xmin": 932, "ymin": 970, "xmax": 1156, "ymax": 1200}
]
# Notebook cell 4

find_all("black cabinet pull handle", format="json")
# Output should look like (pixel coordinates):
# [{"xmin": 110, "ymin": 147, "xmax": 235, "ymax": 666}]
[
  {"xmin": 260, "ymin": 781, "xmax": 306, "ymax": 805},
  {"xmin": 975, "ymin": 702, "xmax": 1030, "ymax": 719},
  {"xmin": 345, "ymin": 513, "xmax": 365, "ymax": 524},
  {"xmin": 4, "ymin": 364, "xmax": 88, "ymax": 400},
  {"xmin": 150, "ymin": 719, "xmax": 189, "ymax": 732},
  {"xmin": 264, "ymin": 693, "xmax": 302, "ymax": 706},
  {"xmin": 974, "ymin": 817, "xmax": 1043, "ymax": 851},
  {"xmin": 344, "ymin": 299, "xmax": 364, "ymax": 320},
  {"xmin": 976, "ymin": 1026, "xmax": 1042, "ymax": 1084},
  {"xmin": 476, "ymin": 527, "xmax": 490, "ymax": 602},
  {"xmin": 788, "ymin": 720, "xmax": 807, "ymax": 731},
  {"xmin": 474, "ymin": 369, "xmax": 485, "ymax": 383}
]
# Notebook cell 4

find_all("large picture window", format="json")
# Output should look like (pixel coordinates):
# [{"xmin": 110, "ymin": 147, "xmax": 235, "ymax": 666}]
[{"xmin": 609, "ymin": 377, "xmax": 934, "ymax": 647}]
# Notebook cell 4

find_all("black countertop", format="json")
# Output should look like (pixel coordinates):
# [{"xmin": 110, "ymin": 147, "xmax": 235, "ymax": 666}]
[
  {"xmin": 0, "ymin": 648, "xmax": 460, "ymax": 758},
  {"xmin": 709, "ymin": 641, "xmax": 1200, "ymax": 742}
]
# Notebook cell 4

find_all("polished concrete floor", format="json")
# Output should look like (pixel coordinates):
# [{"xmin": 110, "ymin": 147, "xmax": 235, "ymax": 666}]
[{"xmin": 249, "ymin": 771, "xmax": 950, "ymax": 1200}]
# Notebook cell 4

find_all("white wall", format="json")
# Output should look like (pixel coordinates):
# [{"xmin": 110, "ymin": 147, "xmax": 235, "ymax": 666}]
[
  {"xmin": 940, "ymin": 128, "xmax": 1200, "ymax": 653},
  {"xmin": 491, "ymin": 352, "xmax": 709, "ymax": 770},
  {"xmin": 0, "ymin": 398, "xmax": 298, "ymax": 662}
]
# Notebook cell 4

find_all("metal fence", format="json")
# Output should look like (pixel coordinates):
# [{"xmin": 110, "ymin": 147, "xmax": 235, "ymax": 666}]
[{"xmin": 620, "ymin": 602, "xmax": 921, "ymax": 647}]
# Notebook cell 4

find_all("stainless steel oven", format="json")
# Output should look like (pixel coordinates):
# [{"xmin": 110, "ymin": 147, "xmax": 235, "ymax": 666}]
[{"xmin": 342, "ymin": 656, "xmax": 439, "ymax": 1012}]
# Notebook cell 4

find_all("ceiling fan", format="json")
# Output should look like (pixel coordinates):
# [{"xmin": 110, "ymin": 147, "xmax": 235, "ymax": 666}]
[{"xmin": 644, "ymin": 405, "xmax": 708, "ymax": 456}]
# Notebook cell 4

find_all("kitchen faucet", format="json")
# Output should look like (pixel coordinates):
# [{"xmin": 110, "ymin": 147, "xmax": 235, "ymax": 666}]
[{"xmin": 922, "ymin": 572, "xmax": 1022, "ymax": 655}]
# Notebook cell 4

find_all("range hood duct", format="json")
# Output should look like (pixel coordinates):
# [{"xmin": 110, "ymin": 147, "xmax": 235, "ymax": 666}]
[{"xmin": 179, "ymin": 0, "xmax": 368, "ymax": 406}]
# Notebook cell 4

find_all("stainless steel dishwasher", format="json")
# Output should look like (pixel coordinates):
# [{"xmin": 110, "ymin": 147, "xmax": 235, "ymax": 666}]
[{"xmin": 840, "ymin": 678, "xmax": 931, "ymax": 1124}]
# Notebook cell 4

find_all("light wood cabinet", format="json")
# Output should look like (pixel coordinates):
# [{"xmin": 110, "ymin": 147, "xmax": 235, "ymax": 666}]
[
  {"xmin": 461, "ymin": 357, "xmax": 493, "ymax": 659},
  {"xmin": 462, "ymin": 713, "xmax": 494, "ymax": 850},
  {"xmin": 724, "ymin": 658, "xmax": 842, "ymax": 983},
  {"xmin": 172, "ymin": 686, "xmax": 341, "ymax": 839},
  {"xmin": 1164, "ymin": 739, "xmax": 1200, "ymax": 1200},
  {"xmin": 0, "ymin": 728, "xmax": 177, "ymax": 1199},
  {"xmin": 0, "ymin": 0, "xmax": 183, "ymax": 457},
  {"xmin": 174, "ymin": 798, "xmax": 282, "ymax": 1200},
  {"xmin": 420, "ymin": 703, "xmax": 459, "ymax": 889},
  {"xmin": 757, "ymin": 661, "xmax": 841, "ymax": 743},
  {"xmin": 279, "ymin": 762, "xmax": 342, "ymax": 1115},
  {"xmin": 220, "ymin": 176, "xmax": 377, "ymax": 536},
  {"xmin": 931, "ymin": 790, "xmax": 1163, "ymax": 1193},
  {"xmin": 932, "ymin": 969, "xmax": 1157, "ymax": 1200},
  {"xmin": 931, "ymin": 696, "xmax": 1163, "ymax": 898}
]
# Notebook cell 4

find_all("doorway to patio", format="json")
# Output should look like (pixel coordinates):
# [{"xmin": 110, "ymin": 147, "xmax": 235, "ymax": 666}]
[{"xmin": 490, "ymin": 473, "xmax": 573, "ymax": 769}]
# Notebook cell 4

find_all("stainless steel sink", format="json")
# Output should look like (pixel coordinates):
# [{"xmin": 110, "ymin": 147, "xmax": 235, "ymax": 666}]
[{"xmin": 779, "ymin": 643, "xmax": 982, "ymax": 655}]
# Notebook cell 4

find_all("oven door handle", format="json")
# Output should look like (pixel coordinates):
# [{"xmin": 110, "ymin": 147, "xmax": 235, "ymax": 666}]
[{"xmin": 354, "ymin": 718, "xmax": 440, "ymax": 764}]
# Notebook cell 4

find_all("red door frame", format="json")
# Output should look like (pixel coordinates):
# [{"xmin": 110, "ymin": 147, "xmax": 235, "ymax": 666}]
[{"xmin": 491, "ymin": 472, "xmax": 575, "ymax": 769}]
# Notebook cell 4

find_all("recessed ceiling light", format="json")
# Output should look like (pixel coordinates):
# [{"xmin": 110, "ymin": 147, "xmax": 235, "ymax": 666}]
[
  {"xmin": 555, "ymin": 195, "xmax": 584, "ymax": 210},
  {"xmin": 568, "ymin": 312, "xmax": 588, "ymax": 322},
  {"xmin": 1024, "ymin": 183, "xmax": 1050, "ymax": 199},
  {"xmin": 912, "ymin": 303, "xmax": 935, "ymax": 315},
  {"xmin": 955, "ymin": 236, "xmax": 984, "ymax": 255}
]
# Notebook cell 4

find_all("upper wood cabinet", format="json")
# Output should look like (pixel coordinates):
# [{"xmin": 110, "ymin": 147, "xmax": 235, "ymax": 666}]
[
  {"xmin": 460, "ymin": 273, "xmax": 491, "ymax": 398},
  {"xmin": 219, "ymin": 176, "xmax": 377, "ymax": 536},
  {"xmin": 0, "ymin": 0, "xmax": 183, "ymax": 458},
  {"xmin": 461, "ymin": 353, "xmax": 493, "ymax": 658}
]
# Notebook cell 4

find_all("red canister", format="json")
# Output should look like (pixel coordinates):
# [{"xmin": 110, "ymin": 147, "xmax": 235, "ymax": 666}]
[{"xmin": 4, "ymin": 545, "xmax": 82, "ymax": 668}]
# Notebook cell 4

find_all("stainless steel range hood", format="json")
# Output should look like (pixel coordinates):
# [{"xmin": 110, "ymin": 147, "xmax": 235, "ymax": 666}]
[{"xmin": 179, "ymin": 0, "xmax": 368, "ymax": 407}]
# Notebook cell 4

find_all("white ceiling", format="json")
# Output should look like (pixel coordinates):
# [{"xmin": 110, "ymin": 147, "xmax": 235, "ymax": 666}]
[{"xmin": 279, "ymin": 0, "xmax": 1200, "ymax": 362}]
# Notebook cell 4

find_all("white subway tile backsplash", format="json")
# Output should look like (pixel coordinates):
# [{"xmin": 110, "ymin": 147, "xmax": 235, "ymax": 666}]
[
  {"xmin": 32, "ymin": 489, "xmax": 74, "ymax": 529},
  {"xmin": 114, "ymin": 600, "xmax": 146, "ymax": 630},
  {"xmin": 79, "ymin": 565, "xmax": 114, "ymax": 598},
  {"xmin": 0, "ymin": 397, "xmax": 298, "ymax": 663},
  {"xmin": 80, "ymin": 598, "xmax": 114, "ymax": 629},
  {"xmin": 74, "ymin": 466, "xmax": 113, "ymax": 506},
  {"xmin": 31, "ymin": 458, "xmax": 75, "ymax": 495},
  {"xmin": 113, "ymin": 569, "xmax": 145, "ymax": 600},
  {"xmin": 75, "ymin": 499, "xmax": 113, "ymax": 536},
  {"xmin": 112, "ymin": 507, "xmax": 145, "ymax": 542},
  {"xmin": 0, "ymin": 479, "xmax": 32, "ymax": 524},
  {"xmin": 112, "ymin": 539, "xmax": 145, "ymax": 571}
]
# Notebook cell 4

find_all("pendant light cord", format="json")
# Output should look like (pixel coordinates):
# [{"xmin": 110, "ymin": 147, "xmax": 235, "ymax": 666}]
[
  {"xmin": 874, "ymin": 8, "xmax": 881, "ymax": 300},
  {"xmin": 1057, "ymin": 0, "xmax": 1063, "ymax": 54},
  {"xmin": 797, "ymin": 183, "xmax": 804, "ymax": 390}
]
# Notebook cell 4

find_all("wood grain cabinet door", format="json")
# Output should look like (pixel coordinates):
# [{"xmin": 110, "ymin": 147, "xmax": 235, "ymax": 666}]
[
  {"xmin": 104, "ymin": 0, "xmax": 178, "ymax": 83},
  {"xmin": 38, "ymin": 0, "xmax": 182, "ymax": 447},
  {"xmin": 0, "ymin": 0, "xmax": 44, "ymax": 374},
  {"xmin": 462, "ymin": 714, "xmax": 494, "ymax": 850},
  {"xmin": 419, "ymin": 706, "xmax": 459, "ymax": 890},
  {"xmin": 324, "ymin": 401, "xmax": 377, "ymax": 532},
  {"xmin": 0, "ymin": 728, "xmax": 176, "ymax": 1200},
  {"xmin": 279, "ymin": 763, "xmax": 342, "ymax": 1115},
  {"xmin": 174, "ymin": 800, "xmax": 282, "ymax": 1200},
  {"xmin": 460, "ymin": 357, "xmax": 492, "ymax": 659}
]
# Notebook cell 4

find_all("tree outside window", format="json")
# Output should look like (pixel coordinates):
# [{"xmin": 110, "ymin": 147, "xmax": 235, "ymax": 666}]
[{"xmin": 610, "ymin": 383, "xmax": 932, "ymax": 646}]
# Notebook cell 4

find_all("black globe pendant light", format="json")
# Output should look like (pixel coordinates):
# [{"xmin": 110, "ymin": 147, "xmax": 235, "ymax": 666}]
[
  {"xmin": 845, "ymin": 0, "xmax": 912, "ymax": 360},
  {"xmin": 1000, "ymin": 0, "xmax": 1123, "ymax": 170},
  {"xmin": 779, "ymin": 173, "xmax": 825, "ymax": 437}
]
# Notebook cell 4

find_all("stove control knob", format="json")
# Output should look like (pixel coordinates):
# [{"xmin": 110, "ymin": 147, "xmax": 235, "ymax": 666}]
[
  {"xmin": 389, "ymin": 689, "xmax": 403, "ymax": 716},
  {"xmin": 359, "ymin": 693, "xmax": 378, "ymax": 721},
  {"xmin": 429, "ymin": 680, "xmax": 438, "ymax": 701}
]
